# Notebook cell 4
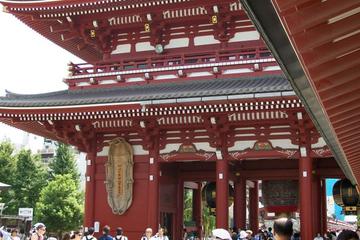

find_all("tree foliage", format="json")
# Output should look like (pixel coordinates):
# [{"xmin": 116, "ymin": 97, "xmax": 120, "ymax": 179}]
[
  {"xmin": 0, "ymin": 140, "xmax": 16, "ymax": 181},
  {"xmin": 11, "ymin": 149, "xmax": 47, "ymax": 213},
  {"xmin": 35, "ymin": 174, "xmax": 83, "ymax": 236},
  {"xmin": 0, "ymin": 143, "xmax": 47, "ymax": 215},
  {"xmin": 50, "ymin": 143, "xmax": 79, "ymax": 183},
  {"xmin": 202, "ymin": 204, "xmax": 215, "ymax": 238},
  {"xmin": 183, "ymin": 189, "xmax": 193, "ymax": 223},
  {"xmin": 0, "ymin": 140, "xmax": 16, "ymax": 213}
]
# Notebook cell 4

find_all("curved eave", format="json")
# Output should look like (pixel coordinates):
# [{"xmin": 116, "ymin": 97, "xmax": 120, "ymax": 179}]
[
  {"xmin": 0, "ymin": 118, "xmax": 63, "ymax": 142},
  {"xmin": 0, "ymin": 1, "xmax": 102, "ymax": 62},
  {"xmin": 15, "ymin": 15, "xmax": 100, "ymax": 62},
  {"xmin": 240, "ymin": 0, "xmax": 358, "ymax": 185}
]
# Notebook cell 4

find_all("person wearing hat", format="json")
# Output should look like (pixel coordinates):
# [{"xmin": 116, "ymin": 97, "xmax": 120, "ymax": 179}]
[
  {"xmin": 31, "ymin": 223, "xmax": 46, "ymax": 240},
  {"xmin": 114, "ymin": 227, "xmax": 127, "ymax": 240},
  {"xmin": 211, "ymin": 229, "xmax": 232, "ymax": 240},
  {"xmin": 238, "ymin": 231, "xmax": 247, "ymax": 240},
  {"xmin": 245, "ymin": 230, "xmax": 253, "ymax": 239}
]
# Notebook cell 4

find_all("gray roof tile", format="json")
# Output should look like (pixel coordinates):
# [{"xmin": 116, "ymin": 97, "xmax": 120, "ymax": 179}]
[{"xmin": 0, "ymin": 75, "xmax": 292, "ymax": 107}]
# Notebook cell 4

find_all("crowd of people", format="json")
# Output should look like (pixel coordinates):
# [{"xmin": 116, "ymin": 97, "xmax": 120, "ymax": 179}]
[
  {"xmin": 0, "ymin": 220, "xmax": 359, "ymax": 240},
  {"xmin": 215, "ymin": 218, "xmax": 360, "ymax": 240}
]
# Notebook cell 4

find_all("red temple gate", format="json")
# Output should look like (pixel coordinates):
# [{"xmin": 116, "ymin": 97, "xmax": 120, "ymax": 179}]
[{"xmin": 0, "ymin": 0, "xmax": 350, "ymax": 239}]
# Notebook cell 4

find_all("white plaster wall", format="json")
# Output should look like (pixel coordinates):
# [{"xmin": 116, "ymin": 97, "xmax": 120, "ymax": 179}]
[
  {"xmin": 229, "ymin": 31, "xmax": 260, "ymax": 43},
  {"xmin": 135, "ymin": 42, "xmax": 154, "ymax": 52},
  {"xmin": 311, "ymin": 137, "xmax": 327, "ymax": 148},
  {"xmin": 194, "ymin": 35, "xmax": 220, "ymax": 46},
  {"xmin": 270, "ymin": 139, "xmax": 298, "ymax": 149},
  {"xmin": 228, "ymin": 140, "xmax": 256, "ymax": 151},
  {"xmin": 160, "ymin": 143, "xmax": 182, "ymax": 154},
  {"xmin": 194, "ymin": 142, "xmax": 216, "ymax": 152},
  {"xmin": 159, "ymin": 142, "xmax": 216, "ymax": 154},
  {"xmin": 223, "ymin": 68, "xmax": 253, "ymax": 74},
  {"xmin": 111, "ymin": 44, "xmax": 131, "ymax": 54},
  {"xmin": 263, "ymin": 66, "xmax": 281, "ymax": 71},
  {"xmin": 165, "ymin": 38, "xmax": 189, "ymax": 49}
]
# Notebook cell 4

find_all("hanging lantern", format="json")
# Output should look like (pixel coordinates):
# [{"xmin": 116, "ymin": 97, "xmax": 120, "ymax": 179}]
[
  {"xmin": 262, "ymin": 180, "xmax": 299, "ymax": 213},
  {"xmin": 202, "ymin": 182, "xmax": 234, "ymax": 215},
  {"xmin": 333, "ymin": 179, "xmax": 360, "ymax": 215}
]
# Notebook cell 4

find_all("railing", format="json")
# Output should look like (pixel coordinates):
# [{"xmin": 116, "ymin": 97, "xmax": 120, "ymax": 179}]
[
  {"xmin": 68, "ymin": 47, "xmax": 272, "ymax": 76},
  {"xmin": 64, "ymin": 46, "xmax": 279, "ymax": 88}
]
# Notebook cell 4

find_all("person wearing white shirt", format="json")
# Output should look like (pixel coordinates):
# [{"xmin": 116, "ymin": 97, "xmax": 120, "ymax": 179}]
[
  {"xmin": 113, "ymin": 228, "xmax": 128, "ymax": 240},
  {"xmin": 141, "ymin": 228, "xmax": 153, "ymax": 240},
  {"xmin": 314, "ymin": 233, "xmax": 324, "ymax": 240},
  {"xmin": 150, "ymin": 228, "xmax": 169, "ymax": 240},
  {"xmin": 82, "ymin": 228, "xmax": 96, "ymax": 240}
]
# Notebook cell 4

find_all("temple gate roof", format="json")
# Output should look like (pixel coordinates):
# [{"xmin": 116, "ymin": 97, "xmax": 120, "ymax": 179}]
[{"xmin": 0, "ymin": 75, "xmax": 290, "ymax": 108}]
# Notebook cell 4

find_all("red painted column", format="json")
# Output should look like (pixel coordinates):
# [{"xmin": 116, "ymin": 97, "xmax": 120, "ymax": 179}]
[
  {"xmin": 177, "ymin": 179, "xmax": 184, "ymax": 240},
  {"xmin": 299, "ymin": 150, "xmax": 314, "ymax": 240},
  {"xmin": 84, "ymin": 139, "xmax": 97, "ymax": 228},
  {"xmin": 216, "ymin": 151, "xmax": 229, "ymax": 229},
  {"xmin": 234, "ymin": 177, "xmax": 247, "ymax": 230},
  {"xmin": 193, "ymin": 183, "xmax": 203, "ymax": 239},
  {"xmin": 249, "ymin": 181, "xmax": 259, "ymax": 233},
  {"xmin": 147, "ymin": 144, "xmax": 160, "ymax": 231},
  {"xmin": 321, "ymin": 179, "xmax": 327, "ymax": 235},
  {"xmin": 312, "ymin": 176, "xmax": 321, "ymax": 235}
]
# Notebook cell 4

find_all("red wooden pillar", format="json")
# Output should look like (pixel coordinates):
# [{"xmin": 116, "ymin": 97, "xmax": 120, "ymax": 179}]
[
  {"xmin": 148, "ymin": 145, "xmax": 160, "ymax": 231},
  {"xmin": 216, "ymin": 151, "xmax": 229, "ymax": 229},
  {"xmin": 234, "ymin": 177, "xmax": 247, "ymax": 230},
  {"xmin": 299, "ymin": 148, "xmax": 314, "ymax": 240},
  {"xmin": 321, "ymin": 179, "xmax": 327, "ymax": 235},
  {"xmin": 84, "ymin": 140, "xmax": 97, "ymax": 228},
  {"xmin": 249, "ymin": 181, "xmax": 259, "ymax": 233},
  {"xmin": 312, "ymin": 176, "xmax": 321, "ymax": 235},
  {"xmin": 193, "ymin": 183, "xmax": 203, "ymax": 239},
  {"xmin": 177, "ymin": 179, "xmax": 184, "ymax": 240}
]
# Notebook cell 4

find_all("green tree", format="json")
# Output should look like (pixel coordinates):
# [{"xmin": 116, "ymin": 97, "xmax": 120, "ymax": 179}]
[
  {"xmin": 50, "ymin": 143, "xmax": 79, "ymax": 183},
  {"xmin": 183, "ymin": 189, "xmax": 193, "ymax": 223},
  {"xmin": 202, "ymin": 204, "xmax": 215, "ymax": 238},
  {"xmin": 11, "ymin": 149, "xmax": 47, "ymax": 213},
  {"xmin": 0, "ymin": 140, "xmax": 17, "ymax": 213},
  {"xmin": 35, "ymin": 174, "xmax": 83, "ymax": 237},
  {"xmin": 0, "ymin": 140, "xmax": 16, "ymax": 181}
]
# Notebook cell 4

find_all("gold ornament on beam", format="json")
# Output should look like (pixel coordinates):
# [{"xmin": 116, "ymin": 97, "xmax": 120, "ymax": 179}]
[
  {"xmin": 211, "ymin": 15, "xmax": 218, "ymax": 24},
  {"xmin": 144, "ymin": 23, "xmax": 151, "ymax": 32},
  {"xmin": 90, "ymin": 29, "xmax": 96, "ymax": 38}
]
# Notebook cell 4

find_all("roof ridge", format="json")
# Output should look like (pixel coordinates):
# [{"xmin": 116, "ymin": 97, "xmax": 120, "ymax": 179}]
[{"xmin": 4, "ymin": 89, "xmax": 68, "ymax": 99}]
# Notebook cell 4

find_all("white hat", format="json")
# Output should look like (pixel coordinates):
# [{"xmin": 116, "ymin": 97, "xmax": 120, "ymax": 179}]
[
  {"xmin": 34, "ymin": 223, "xmax": 46, "ymax": 230},
  {"xmin": 239, "ymin": 231, "xmax": 247, "ymax": 239},
  {"xmin": 212, "ymin": 229, "xmax": 232, "ymax": 240}
]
